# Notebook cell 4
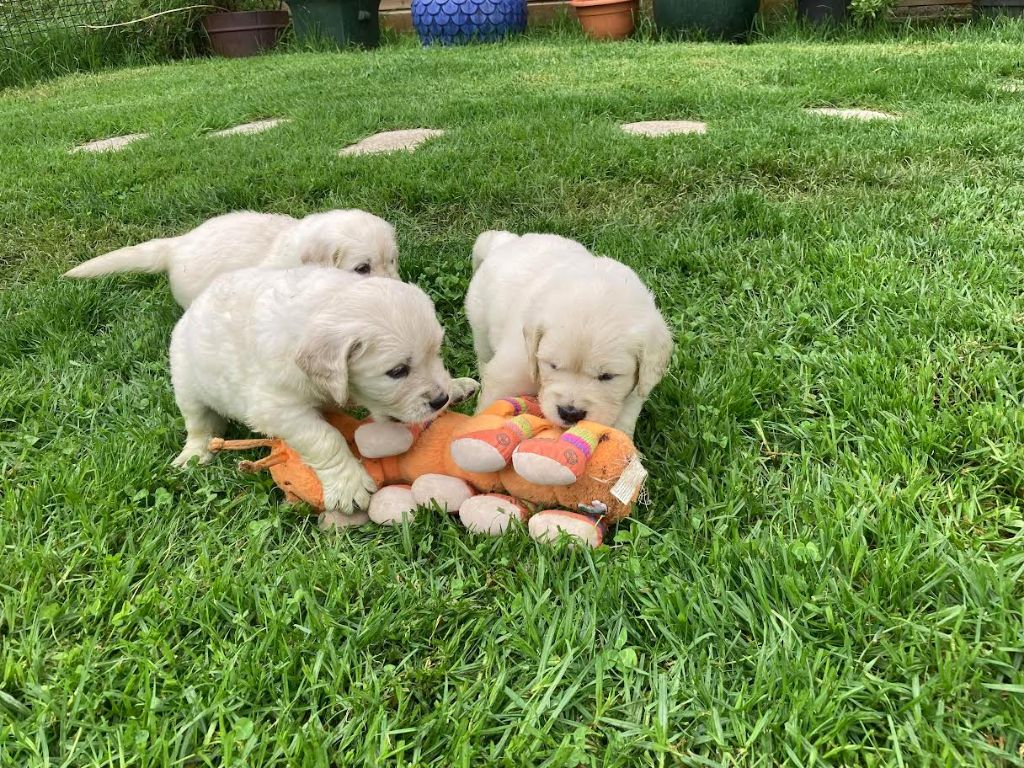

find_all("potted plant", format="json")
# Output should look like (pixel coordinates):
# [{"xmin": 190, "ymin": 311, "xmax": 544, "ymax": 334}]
[
  {"xmin": 571, "ymin": 0, "xmax": 638, "ymax": 40},
  {"xmin": 798, "ymin": 0, "xmax": 847, "ymax": 22},
  {"xmin": 653, "ymin": 0, "xmax": 759, "ymax": 40},
  {"xmin": 288, "ymin": 0, "xmax": 383, "ymax": 48},
  {"xmin": 411, "ymin": 0, "xmax": 527, "ymax": 44},
  {"xmin": 202, "ymin": 0, "xmax": 291, "ymax": 58}
]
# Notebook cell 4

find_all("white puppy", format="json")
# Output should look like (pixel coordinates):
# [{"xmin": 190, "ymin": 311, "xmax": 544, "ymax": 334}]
[
  {"xmin": 466, "ymin": 231, "xmax": 672, "ymax": 437},
  {"xmin": 64, "ymin": 209, "xmax": 400, "ymax": 308},
  {"xmin": 170, "ymin": 266, "xmax": 477, "ymax": 516}
]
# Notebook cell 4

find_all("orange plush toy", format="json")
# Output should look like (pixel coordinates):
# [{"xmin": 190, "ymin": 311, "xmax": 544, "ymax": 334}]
[{"xmin": 209, "ymin": 397, "xmax": 647, "ymax": 547}]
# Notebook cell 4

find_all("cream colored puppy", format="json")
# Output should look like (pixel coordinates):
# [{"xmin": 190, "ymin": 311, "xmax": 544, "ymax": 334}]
[
  {"xmin": 64, "ymin": 209, "xmax": 400, "ymax": 308},
  {"xmin": 466, "ymin": 231, "xmax": 672, "ymax": 437},
  {"xmin": 170, "ymin": 266, "xmax": 477, "ymax": 516}
]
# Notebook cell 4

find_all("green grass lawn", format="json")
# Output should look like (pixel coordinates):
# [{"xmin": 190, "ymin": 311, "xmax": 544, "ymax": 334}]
[{"xmin": 3, "ymin": 26, "xmax": 1024, "ymax": 767}]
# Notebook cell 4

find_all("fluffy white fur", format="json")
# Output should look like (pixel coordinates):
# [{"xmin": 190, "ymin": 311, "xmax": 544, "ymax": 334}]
[
  {"xmin": 64, "ymin": 209, "xmax": 400, "ymax": 308},
  {"xmin": 466, "ymin": 231, "xmax": 673, "ymax": 437},
  {"xmin": 170, "ymin": 266, "xmax": 477, "ymax": 516}
]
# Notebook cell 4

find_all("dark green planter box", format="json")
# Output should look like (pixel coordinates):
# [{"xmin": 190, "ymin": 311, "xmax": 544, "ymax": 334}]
[
  {"xmin": 978, "ymin": 0, "xmax": 1024, "ymax": 15},
  {"xmin": 653, "ymin": 0, "xmax": 759, "ymax": 40},
  {"xmin": 288, "ymin": 0, "xmax": 382, "ymax": 48}
]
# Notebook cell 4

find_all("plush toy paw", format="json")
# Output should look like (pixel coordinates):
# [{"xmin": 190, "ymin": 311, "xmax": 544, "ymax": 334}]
[
  {"xmin": 411, "ymin": 474, "xmax": 475, "ymax": 514},
  {"xmin": 512, "ymin": 438, "xmax": 588, "ymax": 486},
  {"xmin": 527, "ymin": 510, "xmax": 605, "ymax": 548},
  {"xmin": 368, "ymin": 484, "xmax": 418, "ymax": 525},
  {"xmin": 450, "ymin": 423, "xmax": 524, "ymax": 473},
  {"xmin": 459, "ymin": 494, "xmax": 529, "ymax": 536},
  {"xmin": 354, "ymin": 421, "xmax": 418, "ymax": 458},
  {"xmin": 318, "ymin": 510, "xmax": 371, "ymax": 531}
]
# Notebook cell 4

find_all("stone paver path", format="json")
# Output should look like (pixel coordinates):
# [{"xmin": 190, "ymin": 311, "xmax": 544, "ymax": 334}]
[
  {"xmin": 620, "ymin": 120, "xmax": 708, "ymax": 136},
  {"xmin": 339, "ymin": 129, "xmax": 445, "ymax": 156},
  {"xmin": 71, "ymin": 133, "xmax": 149, "ymax": 153},
  {"xmin": 806, "ymin": 108, "xmax": 899, "ymax": 121},
  {"xmin": 210, "ymin": 118, "xmax": 289, "ymax": 137}
]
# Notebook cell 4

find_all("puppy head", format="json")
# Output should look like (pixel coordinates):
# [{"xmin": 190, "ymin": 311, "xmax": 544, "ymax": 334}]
[
  {"xmin": 296, "ymin": 278, "xmax": 456, "ymax": 424},
  {"xmin": 524, "ymin": 262, "xmax": 673, "ymax": 428},
  {"xmin": 291, "ymin": 210, "xmax": 400, "ymax": 279}
]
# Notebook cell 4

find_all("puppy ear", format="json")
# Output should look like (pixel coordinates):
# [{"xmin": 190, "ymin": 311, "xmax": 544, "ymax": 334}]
[
  {"xmin": 295, "ymin": 331, "xmax": 362, "ymax": 406},
  {"xmin": 635, "ymin": 316, "xmax": 674, "ymax": 398},
  {"xmin": 296, "ymin": 234, "xmax": 336, "ymax": 267},
  {"xmin": 523, "ymin": 321, "xmax": 544, "ymax": 383},
  {"xmin": 275, "ymin": 220, "xmax": 335, "ymax": 267}
]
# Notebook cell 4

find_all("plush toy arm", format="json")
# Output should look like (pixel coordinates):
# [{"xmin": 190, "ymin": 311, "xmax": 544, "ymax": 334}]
[
  {"xmin": 208, "ymin": 438, "xmax": 279, "ymax": 452},
  {"xmin": 207, "ymin": 437, "xmax": 290, "ymax": 474}
]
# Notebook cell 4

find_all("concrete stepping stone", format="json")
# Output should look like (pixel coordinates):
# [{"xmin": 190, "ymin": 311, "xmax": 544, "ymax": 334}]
[
  {"xmin": 806, "ymin": 107, "xmax": 899, "ymax": 121},
  {"xmin": 339, "ymin": 129, "xmax": 445, "ymax": 156},
  {"xmin": 71, "ymin": 133, "xmax": 149, "ymax": 153},
  {"xmin": 210, "ymin": 118, "xmax": 289, "ymax": 137},
  {"xmin": 620, "ymin": 120, "xmax": 708, "ymax": 136}
]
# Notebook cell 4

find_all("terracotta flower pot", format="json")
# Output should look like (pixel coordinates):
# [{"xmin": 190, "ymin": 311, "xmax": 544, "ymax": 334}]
[
  {"xmin": 202, "ymin": 10, "xmax": 290, "ymax": 58},
  {"xmin": 570, "ymin": 0, "xmax": 637, "ymax": 40}
]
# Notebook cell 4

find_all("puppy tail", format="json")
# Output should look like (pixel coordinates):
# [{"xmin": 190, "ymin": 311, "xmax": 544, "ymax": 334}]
[
  {"xmin": 64, "ymin": 238, "xmax": 172, "ymax": 279},
  {"xmin": 471, "ymin": 230, "xmax": 517, "ymax": 273}
]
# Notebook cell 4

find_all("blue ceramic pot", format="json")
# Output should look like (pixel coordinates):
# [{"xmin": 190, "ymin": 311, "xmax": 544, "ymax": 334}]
[{"xmin": 411, "ymin": 0, "xmax": 527, "ymax": 44}]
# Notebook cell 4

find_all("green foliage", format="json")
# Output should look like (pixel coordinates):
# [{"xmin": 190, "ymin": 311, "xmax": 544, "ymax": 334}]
[{"xmin": 848, "ymin": 0, "xmax": 896, "ymax": 22}]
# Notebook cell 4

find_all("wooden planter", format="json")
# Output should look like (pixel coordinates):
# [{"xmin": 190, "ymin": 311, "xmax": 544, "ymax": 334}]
[{"xmin": 890, "ymin": 0, "xmax": 972, "ymax": 20}]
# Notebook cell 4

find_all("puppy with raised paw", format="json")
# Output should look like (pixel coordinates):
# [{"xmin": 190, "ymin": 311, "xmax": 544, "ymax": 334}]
[
  {"xmin": 169, "ymin": 266, "xmax": 477, "ymax": 518},
  {"xmin": 65, "ymin": 209, "xmax": 400, "ymax": 308}
]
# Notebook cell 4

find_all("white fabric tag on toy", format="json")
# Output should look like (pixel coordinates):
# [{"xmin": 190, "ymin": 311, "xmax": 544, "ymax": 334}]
[{"xmin": 611, "ymin": 455, "xmax": 648, "ymax": 504}]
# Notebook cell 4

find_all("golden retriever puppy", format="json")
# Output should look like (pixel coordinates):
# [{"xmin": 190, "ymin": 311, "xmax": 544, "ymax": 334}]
[
  {"xmin": 64, "ymin": 209, "xmax": 400, "ymax": 307},
  {"xmin": 170, "ymin": 266, "xmax": 477, "ymax": 517},
  {"xmin": 466, "ymin": 231, "xmax": 672, "ymax": 437}
]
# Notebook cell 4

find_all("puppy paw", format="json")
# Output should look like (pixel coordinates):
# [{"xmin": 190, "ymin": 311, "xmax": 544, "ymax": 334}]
[
  {"xmin": 172, "ymin": 442, "xmax": 213, "ymax": 468},
  {"xmin": 318, "ymin": 509, "xmax": 371, "ymax": 531},
  {"xmin": 449, "ymin": 377, "xmax": 480, "ymax": 406},
  {"xmin": 320, "ymin": 462, "xmax": 377, "ymax": 514}
]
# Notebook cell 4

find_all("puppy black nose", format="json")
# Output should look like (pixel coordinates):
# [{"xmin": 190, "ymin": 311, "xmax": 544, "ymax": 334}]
[
  {"xmin": 557, "ymin": 405, "xmax": 587, "ymax": 424},
  {"xmin": 428, "ymin": 392, "xmax": 450, "ymax": 412}
]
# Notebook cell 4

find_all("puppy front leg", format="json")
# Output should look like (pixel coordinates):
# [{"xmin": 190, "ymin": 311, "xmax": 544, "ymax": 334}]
[
  {"xmin": 477, "ymin": 349, "xmax": 536, "ymax": 413},
  {"xmin": 613, "ymin": 394, "xmax": 646, "ymax": 439},
  {"xmin": 260, "ymin": 410, "xmax": 376, "ymax": 514}
]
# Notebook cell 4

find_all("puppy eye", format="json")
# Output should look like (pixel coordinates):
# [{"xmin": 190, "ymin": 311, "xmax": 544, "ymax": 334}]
[
  {"xmin": 548, "ymin": 362, "xmax": 558, "ymax": 370},
  {"xmin": 354, "ymin": 263, "xmax": 371, "ymax": 275},
  {"xmin": 386, "ymin": 364, "xmax": 410, "ymax": 379},
  {"xmin": 597, "ymin": 373, "xmax": 616, "ymax": 382}
]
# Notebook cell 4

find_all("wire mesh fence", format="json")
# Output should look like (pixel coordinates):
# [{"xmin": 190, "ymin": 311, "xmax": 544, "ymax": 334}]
[
  {"xmin": 0, "ymin": 1, "xmax": 213, "ymax": 87},
  {"xmin": 0, "ymin": 0, "xmax": 110, "ymax": 46}
]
